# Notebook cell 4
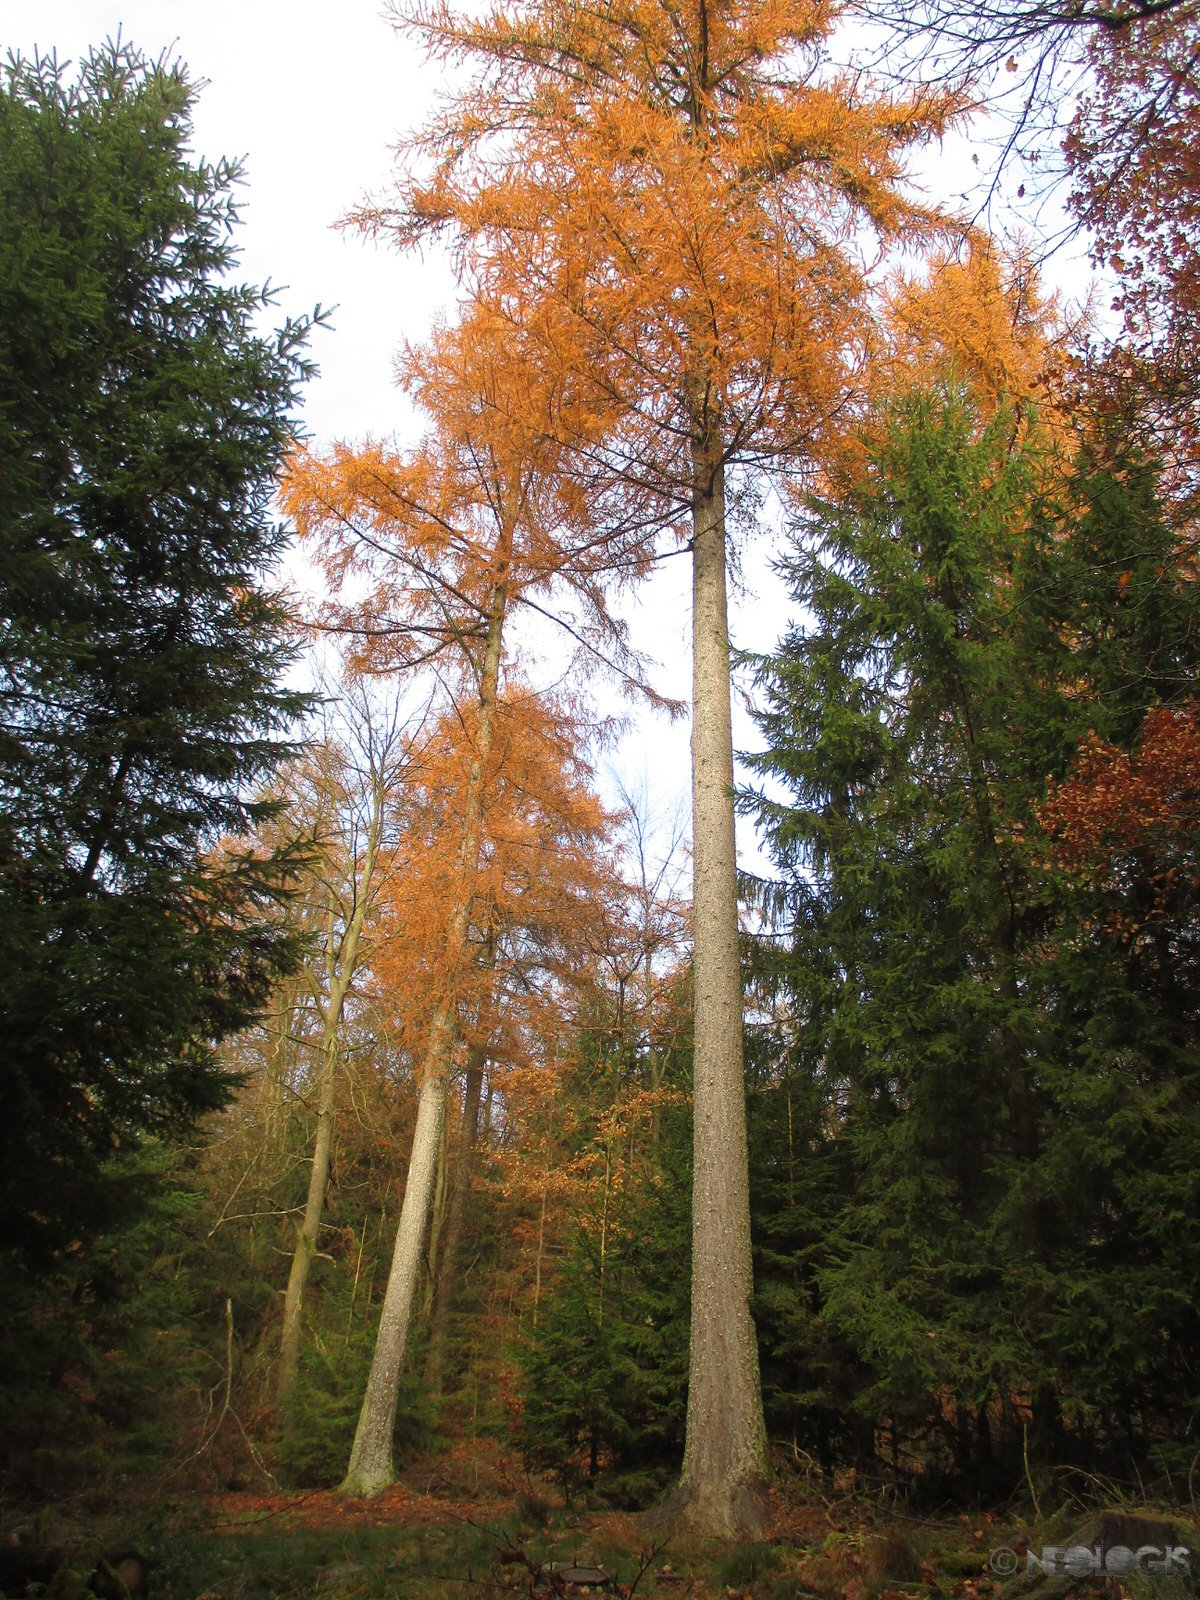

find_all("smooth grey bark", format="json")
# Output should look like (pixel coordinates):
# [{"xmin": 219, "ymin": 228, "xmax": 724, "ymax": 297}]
[
  {"xmin": 341, "ymin": 528, "xmax": 511, "ymax": 1497},
  {"xmin": 669, "ymin": 429, "xmax": 767, "ymax": 1538}
]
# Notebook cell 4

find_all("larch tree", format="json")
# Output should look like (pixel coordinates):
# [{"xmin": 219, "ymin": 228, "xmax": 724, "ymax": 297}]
[
  {"xmin": 282, "ymin": 301, "xmax": 650, "ymax": 1495},
  {"xmin": 370, "ymin": 687, "xmax": 621, "ymax": 1398},
  {"xmin": 351, "ymin": 0, "xmax": 964, "ymax": 1534}
]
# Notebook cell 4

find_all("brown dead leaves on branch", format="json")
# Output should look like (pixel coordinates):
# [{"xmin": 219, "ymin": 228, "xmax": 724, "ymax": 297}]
[{"xmin": 1041, "ymin": 701, "xmax": 1200, "ymax": 937}]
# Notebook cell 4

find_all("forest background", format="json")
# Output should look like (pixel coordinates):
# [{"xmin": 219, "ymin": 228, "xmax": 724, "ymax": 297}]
[{"xmin": 2, "ymin": 0, "xmax": 1200, "ymax": 1590}]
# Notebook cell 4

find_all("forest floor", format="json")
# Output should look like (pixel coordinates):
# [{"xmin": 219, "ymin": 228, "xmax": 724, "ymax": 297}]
[
  {"xmin": 158, "ymin": 1479, "xmax": 1001, "ymax": 1600},
  {"xmin": 8, "ymin": 1442, "xmax": 1196, "ymax": 1600}
]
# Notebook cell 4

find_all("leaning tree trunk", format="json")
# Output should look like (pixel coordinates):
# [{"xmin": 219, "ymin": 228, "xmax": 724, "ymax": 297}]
[
  {"xmin": 340, "ymin": 1057, "xmax": 449, "ymax": 1493},
  {"xmin": 670, "ymin": 425, "xmax": 767, "ymax": 1538},
  {"xmin": 340, "ymin": 534, "xmax": 511, "ymax": 1498}
]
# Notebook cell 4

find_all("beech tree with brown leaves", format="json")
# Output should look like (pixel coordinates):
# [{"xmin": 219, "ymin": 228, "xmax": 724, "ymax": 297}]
[{"xmin": 1041, "ymin": 702, "xmax": 1200, "ymax": 945}]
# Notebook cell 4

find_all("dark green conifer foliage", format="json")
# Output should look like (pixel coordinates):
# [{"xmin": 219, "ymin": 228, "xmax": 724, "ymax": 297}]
[
  {"xmin": 277, "ymin": 1308, "xmax": 431, "ymax": 1488},
  {"xmin": 745, "ymin": 1020, "xmax": 868, "ymax": 1480},
  {"xmin": 0, "ymin": 42, "xmax": 319, "ymax": 1259},
  {"xmin": 518, "ymin": 1019, "xmax": 691, "ymax": 1506},
  {"xmin": 0, "ymin": 1146, "xmax": 202, "ymax": 1494},
  {"xmin": 518, "ymin": 1137, "xmax": 690, "ymax": 1505},
  {"xmin": 748, "ymin": 383, "xmax": 1200, "ymax": 1492}
]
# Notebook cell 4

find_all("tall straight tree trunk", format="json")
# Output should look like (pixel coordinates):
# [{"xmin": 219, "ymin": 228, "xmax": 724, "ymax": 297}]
[
  {"xmin": 673, "ymin": 426, "xmax": 767, "ymax": 1537},
  {"xmin": 341, "ymin": 530, "xmax": 511, "ymax": 1497},
  {"xmin": 279, "ymin": 776, "xmax": 385, "ymax": 1410},
  {"xmin": 425, "ymin": 1035, "xmax": 487, "ymax": 1398}
]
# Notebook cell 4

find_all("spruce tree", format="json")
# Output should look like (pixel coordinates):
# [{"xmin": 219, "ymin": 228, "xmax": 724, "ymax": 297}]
[
  {"xmin": 748, "ymin": 381, "xmax": 1200, "ymax": 1490},
  {"xmin": 0, "ymin": 43, "xmax": 318, "ymax": 1259},
  {"xmin": 518, "ymin": 1028, "xmax": 691, "ymax": 1506}
]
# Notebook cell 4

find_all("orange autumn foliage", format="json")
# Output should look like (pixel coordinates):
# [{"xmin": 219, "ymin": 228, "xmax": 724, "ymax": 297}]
[
  {"xmin": 354, "ymin": 0, "xmax": 969, "ymax": 497},
  {"xmin": 884, "ymin": 242, "xmax": 1064, "ymax": 423},
  {"xmin": 281, "ymin": 301, "xmax": 657, "ymax": 695},
  {"xmin": 368, "ymin": 688, "xmax": 619, "ymax": 1078}
]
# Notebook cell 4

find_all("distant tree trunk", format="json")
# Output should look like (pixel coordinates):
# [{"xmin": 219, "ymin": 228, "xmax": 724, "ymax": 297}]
[
  {"xmin": 341, "ymin": 533, "xmax": 510, "ymax": 1496},
  {"xmin": 279, "ymin": 773, "xmax": 385, "ymax": 1409},
  {"xmin": 263, "ymin": 971, "xmax": 305, "ymax": 1155},
  {"xmin": 425, "ymin": 1039, "xmax": 487, "ymax": 1398},
  {"xmin": 532, "ymin": 1181, "xmax": 549, "ymax": 1326},
  {"xmin": 671, "ymin": 420, "xmax": 767, "ymax": 1537},
  {"xmin": 277, "ymin": 1029, "xmax": 337, "ymax": 1410},
  {"xmin": 422, "ymin": 1117, "xmax": 451, "ymax": 1320}
]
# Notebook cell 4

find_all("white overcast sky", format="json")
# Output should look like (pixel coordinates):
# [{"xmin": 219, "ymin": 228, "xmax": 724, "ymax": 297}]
[
  {"xmin": 5, "ymin": 1, "xmax": 450, "ymax": 441},
  {"xmin": 5, "ymin": 2, "xmax": 1094, "ymax": 878}
]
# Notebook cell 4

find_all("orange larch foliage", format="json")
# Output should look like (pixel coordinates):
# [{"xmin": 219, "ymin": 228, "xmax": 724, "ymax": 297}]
[
  {"xmin": 280, "ymin": 299, "xmax": 657, "ymax": 696},
  {"xmin": 369, "ymin": 687, "xmax": 620, "ymax": 1080},
  {"xmin": 357, "ymin": 0, "xmax": 969, "ymax": 498},
  {"xmin": 884, "ymin": 241, "xmax": 1063, "ymax": 423}
]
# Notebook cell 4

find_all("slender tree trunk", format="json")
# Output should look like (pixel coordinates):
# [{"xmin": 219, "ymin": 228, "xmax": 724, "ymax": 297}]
[
  {"xmin": 423, "ymin": 1117, "xmax": 450, "ymax": 1319},
  {"xmin": 277, "ymin": 1033, "xmax": 337, "ymax": 1409},
  {"xmin": 670, "ymin": 427, "xmax": 767, "ymax": 1537},
  {"xmin": 341, "ymin": 527, "xmax": 511, "ymax": 1496},
  {"xmin": 263, "ymin": 972, "xmax": 304, "ymax": 1157},
  {"xmin": 278, "ymin": 779, "xmax": 385, "ymax": 1411},
  {"xmin": 532, "ymin": 1181, "xmax": 549, "ymax": 1327},
  {"xmin": 425, "ymin": 1040, "xmax": 487, "ymax": 1397}
]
